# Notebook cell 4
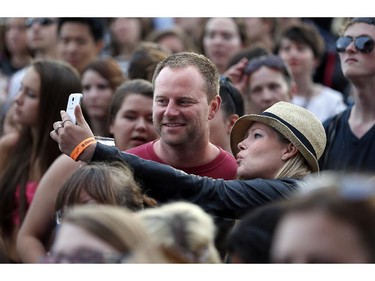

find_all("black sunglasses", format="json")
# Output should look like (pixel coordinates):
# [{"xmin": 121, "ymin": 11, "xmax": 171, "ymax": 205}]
[
  {"xmin": 25, "ymin": 18, "xmax": 57, "ymax": 28},
  {"xmin": 244, "ymin": 55, "xmax": 292, "ymax": 84},
  {"xmin": 244, "ymin": 55, "xmax": 289, "ymax": 75},
  {"xmin": 336, "ymin": 36, "xmax": 375, "ymax": 54}
]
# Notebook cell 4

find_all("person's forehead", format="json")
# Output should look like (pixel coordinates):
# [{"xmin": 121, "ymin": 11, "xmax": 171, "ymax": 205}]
[
  {"xmin": 59, "ymin": 22, "xmax": 93, "ymax": 38},
  {"xmin": 156, "ymin": 65, "xmax": 205, "ymax": 84},
  {"xmin": 206, "ymin": 18, "xmax": 238, "ymax": 32},
  {"xmin": 53, "ymin": 222, "xmax": 116, "ymax": 254},
  {"xmin": 247, "ymin": 121, "xmax": 271, "ymax": 132}
]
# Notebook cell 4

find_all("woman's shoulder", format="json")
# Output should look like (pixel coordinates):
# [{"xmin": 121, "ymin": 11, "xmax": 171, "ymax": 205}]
[
  {"xmin": 0, "ymin": 132, "xmax": 19, "ymax": 169},
  {"xmin": 0, "ymin": 132, "xmax": 19, "ymax": 151}
]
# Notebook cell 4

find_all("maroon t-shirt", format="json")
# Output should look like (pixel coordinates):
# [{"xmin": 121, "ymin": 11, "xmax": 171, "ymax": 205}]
[{"xmin": 126, "ymin": 141, "xmax": 238, "ymax": 180}]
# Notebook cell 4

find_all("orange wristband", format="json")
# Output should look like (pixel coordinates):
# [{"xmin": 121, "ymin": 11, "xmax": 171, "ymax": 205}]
[{"xmin": 70, "ymin": 137, "xmax": 97, "ymax": 161}]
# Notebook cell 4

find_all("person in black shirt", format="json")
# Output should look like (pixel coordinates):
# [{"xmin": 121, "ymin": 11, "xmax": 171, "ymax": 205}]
[
  {"xmin": 320, "ymin": 18, "xmax": 375, "ymax": 173},
  {"xmin": 51, "ymin": 101, "xmax": 326, "ymax": 219}
]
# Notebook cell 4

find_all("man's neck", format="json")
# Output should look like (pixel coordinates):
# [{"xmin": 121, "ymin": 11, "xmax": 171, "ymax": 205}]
[
  {"xmin": 349, "ymin": 81, "xmax": 375, "ymax": 138},
  {"xmin": 154, "ymin": 139, "xmax": 220, "ymax": 168},
  {"xmin": 351, "ymin": 76, "xmax": 375, "ymax": 116}
]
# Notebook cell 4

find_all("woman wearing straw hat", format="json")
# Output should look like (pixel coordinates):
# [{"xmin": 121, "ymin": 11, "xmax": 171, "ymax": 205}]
[{"xmin": 50, "ymin": 101, "xmax": 326, "ymax": 219}]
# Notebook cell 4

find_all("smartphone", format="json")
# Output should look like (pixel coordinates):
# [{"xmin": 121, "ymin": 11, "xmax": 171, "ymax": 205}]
[{"xmin": 66, "ymin": 93, "xmax": 83, "ymax": 124}]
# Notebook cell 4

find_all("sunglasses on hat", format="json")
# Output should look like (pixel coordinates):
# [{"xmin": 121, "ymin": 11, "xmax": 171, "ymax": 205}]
[
  {"xmin": 244, "ymin": 55, "xmax": 288, "ymax": 75},
  {"xmin": 336, "ymin": 35, "xmax": 375, "ymax": 54},
  {"xmin": 244, "ymin": 55, "xmax": 293, "ymax": 85},
  {"xmin": 25, "ymin": 18, "xmax": 57, "ymax": 28}
]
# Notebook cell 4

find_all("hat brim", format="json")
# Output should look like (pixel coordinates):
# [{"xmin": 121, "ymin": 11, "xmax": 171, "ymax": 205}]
[{"xmin": 230, "ymin": 114, "xmax": 319, "ymax": 173}]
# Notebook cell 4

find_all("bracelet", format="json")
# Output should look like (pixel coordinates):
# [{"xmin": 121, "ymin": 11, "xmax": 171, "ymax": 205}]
[{"xmin": 70, "ymin": 137, "xmax": 97, "ymax": 161}]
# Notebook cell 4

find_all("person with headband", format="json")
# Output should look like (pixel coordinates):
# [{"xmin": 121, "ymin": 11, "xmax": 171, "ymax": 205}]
[
  {"xmin": 225, "ymin": 54, "xmax": 295, "ymax": 115},
  {"xmin": 320, "ymin": 18, "xmax": 375, "ymax": 173},
  {"xmin": 50, "ymin": 101, "xmax": 326, "ymax": 219}
]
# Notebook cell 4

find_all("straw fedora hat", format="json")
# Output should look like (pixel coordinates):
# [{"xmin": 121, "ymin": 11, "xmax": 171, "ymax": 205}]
[{"xmin": 230, "ymin": 101, "xmax": 327, "ymax": 173}]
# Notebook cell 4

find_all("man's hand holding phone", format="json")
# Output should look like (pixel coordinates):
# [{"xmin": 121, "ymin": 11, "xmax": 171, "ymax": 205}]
[{"xmin": 50, "ymin": 94, "xmax": 96, "ymax": 163}]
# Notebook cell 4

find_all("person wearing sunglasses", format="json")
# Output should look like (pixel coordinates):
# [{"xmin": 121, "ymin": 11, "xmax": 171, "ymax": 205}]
[
  {"xmin": 2, "ymin": 17, "xmax": 61, "ymax": 124},
  {"xmin": 0, "ymin": 18, "xmax": 32, "ymax": 120},
  {"xmin": 26, "ymin": 18, "xmax": 59, "ymax": 60},
  {"xmin": 25, "ymin": 18, "xmax": 57, "ymax": 28},
  {"xmin": 319, "ymin": 18, "xmax": 375, "ymax": 173}
]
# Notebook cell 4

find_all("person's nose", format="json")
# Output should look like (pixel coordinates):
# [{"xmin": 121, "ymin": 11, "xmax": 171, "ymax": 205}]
[
  {"xmin": 261, "ymin": 88, "xmax": 274, "ymax": 102},
  {"xmin": 90, "ymin": 86, "xmax": 101, "ymax": 97},
  {"xmin": 65, "ymin": 41, "xmax": 79, "ymax": 53},
  {"xmin": 14, "ymin": 91, "xmax": 24, "ymax": 105},
  {"xmin": 287, "ymin": 45, "xmax": 300, "ymax": 57},
  {"xmin": 84, "ymin": 86, "xmax": 101, "ymax": 98},
  {"xmin": 135, "ymin": 118, "xmax": 147, "ymax": 131},
  {"xmin": 164, "ymin": 101, "xmax": 179, "ymax": 117},
  {"xmin": 237, "ymin": 140, "xmax": 246, "ymax": 151},
  {"xmin": 345, "ymin": 40, "xmax": 357, "ymax": 53}
]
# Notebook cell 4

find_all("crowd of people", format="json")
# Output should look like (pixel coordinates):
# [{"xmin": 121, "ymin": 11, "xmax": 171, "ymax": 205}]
[{"xmin": 0, "ymin": 17, "xmax": 375, "ymax": 264}]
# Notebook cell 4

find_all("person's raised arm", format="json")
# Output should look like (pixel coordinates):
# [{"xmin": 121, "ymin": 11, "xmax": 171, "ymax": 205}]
[
  {"xmin": 222, "ymin": 57, "xmax": 249, "ymax": 96},
  {"xmin": 50, "ymin": 104, "xmax": 96, "ymax": 163},
  {"xmin": 16, "ymin": 154, "xmax": 81, "ymax": 262}
]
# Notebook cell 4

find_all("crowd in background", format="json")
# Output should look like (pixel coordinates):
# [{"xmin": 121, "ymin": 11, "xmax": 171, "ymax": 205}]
[{"xmin": 0, "ymin": 17, "xmax": 374, "ymax": 264}]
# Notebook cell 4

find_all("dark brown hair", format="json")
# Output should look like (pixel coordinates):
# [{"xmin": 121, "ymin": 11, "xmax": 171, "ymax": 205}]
[
  {"xmin": 0, "ymin": 60, "xmax": 81, "ymax": 236},
  {"xmin": 82, "ymin": 57, "xmax": 125, "ymax": 92},
  {"xmin": 55, "ymin": 160, "xmax": 157, "ymax": 213},
  {"xmin": 275, "ymin": 22, "xmax": 325, "ymax": 60}
]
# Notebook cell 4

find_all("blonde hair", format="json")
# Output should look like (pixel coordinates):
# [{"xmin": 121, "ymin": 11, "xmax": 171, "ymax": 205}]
[
  {"xmin": 63, "ymin": 205, "xmax": 150, "ymax": 254},
  {"xmin": 272, "ymin": 128, "xmax": 312, "ymax": 179},
  {"xmin": 137, "ymin": 201, "xmax": 221, "ymax": 263},
  {"xmin": 276, "ymin": 153, "xmax": 311, "ymax": 179}
]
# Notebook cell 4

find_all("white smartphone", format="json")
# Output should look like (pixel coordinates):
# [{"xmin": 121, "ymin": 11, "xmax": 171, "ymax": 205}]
[{"xmin": 66, "ymin": 93, "xmax": 83, "ymax": 124}]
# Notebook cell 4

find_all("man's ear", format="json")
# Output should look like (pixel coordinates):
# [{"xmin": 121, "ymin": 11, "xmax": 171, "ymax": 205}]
[{"xmin": 208, "ymin": 95, "xmax": 221, "ymax": 120}]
